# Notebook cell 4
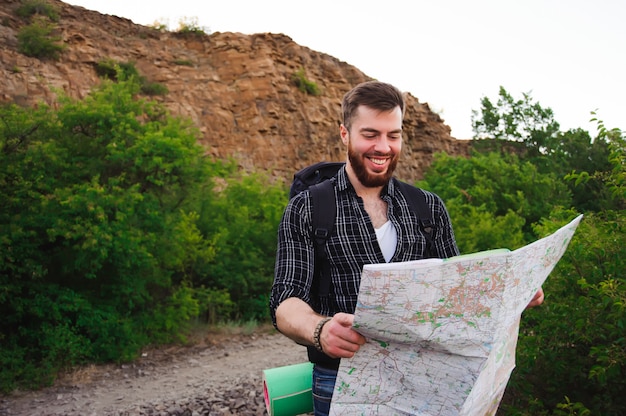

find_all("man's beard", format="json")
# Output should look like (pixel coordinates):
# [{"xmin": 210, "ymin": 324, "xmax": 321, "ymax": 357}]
[{"xmin": 348, "ymin": 142, "xmax": 399, "ymax": 188}]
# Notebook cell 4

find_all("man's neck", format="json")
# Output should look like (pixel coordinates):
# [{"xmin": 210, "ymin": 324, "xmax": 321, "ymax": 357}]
[{"xmin": 345, "ymin": 164, "xmax": 384, "ymax": 200}]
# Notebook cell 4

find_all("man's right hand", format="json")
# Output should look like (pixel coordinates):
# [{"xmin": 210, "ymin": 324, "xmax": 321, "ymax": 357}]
[{"xmin": 319, "ymin": 313, "xmax": 366, "ymax": 359}]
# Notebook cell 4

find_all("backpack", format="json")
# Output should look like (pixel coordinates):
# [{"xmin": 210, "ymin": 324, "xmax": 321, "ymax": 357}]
[{"xmin": 290, "ymin": 161, "xmax": 436, "ymax": 299}]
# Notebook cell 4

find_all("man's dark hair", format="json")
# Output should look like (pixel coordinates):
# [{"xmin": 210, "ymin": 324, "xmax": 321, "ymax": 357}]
[{"xmin": 341, "ymin": 81, "xmax": 406, "ymax": 131}]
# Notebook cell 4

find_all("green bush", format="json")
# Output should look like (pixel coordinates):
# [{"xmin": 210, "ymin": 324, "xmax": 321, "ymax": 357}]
[
  {"xmin": 148, "ymin": 20, "xmax": 169, "ymax": 32},
  {"xmin": 418, "ymin": 151, "xmax": 571, "ymax": 249},
  {"xmin": 500, "ymin": 210, "xmax": 626, "ymax": 415},
  {"xmin": 15, "ymin": 0, "xmax": 59, "ymax": 22},
  {"xmin": 173, "ymin": 59, "xmax": 194, "ymax": 66},
  {"xmin": 292, "ymin": 68, "xmax": 321, "ymax": 96},
  {"xmin": 471, "ymin": 88, "xmax": 614, "ymax": 214},
  {"xmin": 176, "ymin": 17, "xmax": 209, "ymax": 36},
  {"xmin": 95, "ymin": 59, "xmax": 168, "ymax": 96},
  {"xmin": 95, "ymin": 59, "xmax": 140, "ymax": 81},
  {"xmin": 500, "ymin": 123, "xmax": 625, "ymax": 415},
  {"xmin": 17, "ymin": 19, "xmax": 65, "ymax": 59},
  {"xmin": 419, "ymin": 114, "xmax": 624, "ymax": 414},
  {"xmin": 197, "ymin": 173, "xmax": 287, "ymax": 321},
  {"xmin": 0, "ymin": 79, "xmax": 219, "ymax": 391},
  {"xmin": 195, "ymin": 287, "xmax": 235, "ymax": 325},
  {"xmin": 140, "ymin": 81, "xmax": 169, "ymax": 96}
]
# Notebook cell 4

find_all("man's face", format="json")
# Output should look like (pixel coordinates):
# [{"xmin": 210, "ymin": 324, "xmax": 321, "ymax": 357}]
[{"xmin": 341, "ymin": 105, "xmax": 403, "ymax": 188}]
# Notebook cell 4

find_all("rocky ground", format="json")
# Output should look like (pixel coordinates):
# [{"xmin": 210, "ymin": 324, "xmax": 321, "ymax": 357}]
[{"xmin": 0, "ymin": 327, "xmax": 309, "ymax": 416}]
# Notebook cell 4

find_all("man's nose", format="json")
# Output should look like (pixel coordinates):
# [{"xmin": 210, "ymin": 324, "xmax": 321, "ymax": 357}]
[{"xmin": 374, "ymin": 136, "xmax": 392, "ymax": 152}]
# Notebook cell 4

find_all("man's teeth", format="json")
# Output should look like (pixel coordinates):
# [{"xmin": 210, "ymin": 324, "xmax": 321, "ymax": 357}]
[{"xmin": 371, "ymin": 158, "xmax": 386, "ymax": 165}]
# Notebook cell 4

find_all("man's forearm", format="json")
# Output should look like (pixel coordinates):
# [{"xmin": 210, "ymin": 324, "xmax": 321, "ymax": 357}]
[{"xmin": 275, "ymin": 297, "xmax": 326, "ymax": 347}]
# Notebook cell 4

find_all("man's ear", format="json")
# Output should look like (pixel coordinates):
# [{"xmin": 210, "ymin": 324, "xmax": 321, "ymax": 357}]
[{"xmin": 340, "ymin": 124, "xmax": 349, "ymax": 145}]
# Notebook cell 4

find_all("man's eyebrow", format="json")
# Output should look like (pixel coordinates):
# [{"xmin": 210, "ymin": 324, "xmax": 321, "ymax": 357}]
[{"xmin": 359, "ymin": 127, "xmax": 403, "ymax": 134}]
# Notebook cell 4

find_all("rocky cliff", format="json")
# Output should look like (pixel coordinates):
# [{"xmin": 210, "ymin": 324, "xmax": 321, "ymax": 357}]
[{"xmin": 0, "ymin": 0, "xmax": 470, "ymax": 184}]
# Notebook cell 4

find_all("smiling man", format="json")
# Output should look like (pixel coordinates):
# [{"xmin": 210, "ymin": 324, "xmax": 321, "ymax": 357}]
[{"xmin": 269, "ymin": 81, "xmax": 543, "ymax": 416}]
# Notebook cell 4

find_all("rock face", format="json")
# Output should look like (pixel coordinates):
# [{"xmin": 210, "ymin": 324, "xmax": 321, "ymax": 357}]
[{"xmin": 0, "ymin": 0, "xmax": 470, "ymax": 184}]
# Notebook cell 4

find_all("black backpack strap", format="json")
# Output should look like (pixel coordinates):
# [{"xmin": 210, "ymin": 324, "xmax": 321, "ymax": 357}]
[
  {"xmin": 397, "ymin": 181, "xmax": 436, "ymax": 258},
  {"xmin": 309, "ymin": 179, "xmax": 335, "ymax": 298}
]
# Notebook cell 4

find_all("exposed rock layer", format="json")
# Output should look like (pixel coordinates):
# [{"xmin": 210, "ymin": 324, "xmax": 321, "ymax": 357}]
[{"xmin": 0, "ymin": 0, "xmax": 470, "ymax": 184}]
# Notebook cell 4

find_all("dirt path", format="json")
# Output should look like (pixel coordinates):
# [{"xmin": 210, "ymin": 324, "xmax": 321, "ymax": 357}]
[{"xmin": 0, "ymin": 329, "xmax": 308, "ymax": 415}]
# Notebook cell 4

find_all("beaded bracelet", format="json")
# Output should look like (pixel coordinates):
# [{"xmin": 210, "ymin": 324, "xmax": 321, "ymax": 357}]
[{"xmin": 313, "ymin": 317, "xmax": 332, "ymax": 353}]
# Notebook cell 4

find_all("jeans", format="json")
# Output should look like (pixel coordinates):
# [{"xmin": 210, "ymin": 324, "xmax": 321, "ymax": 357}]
[{"xmin": 312, "ymin": 365, "xmax": 338, "ymax": 416}]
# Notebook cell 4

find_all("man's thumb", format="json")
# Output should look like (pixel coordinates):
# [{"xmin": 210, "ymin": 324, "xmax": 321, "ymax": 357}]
[{"xmin": 333, "ymin": 312, "xmax": 355, "ymax": 328}]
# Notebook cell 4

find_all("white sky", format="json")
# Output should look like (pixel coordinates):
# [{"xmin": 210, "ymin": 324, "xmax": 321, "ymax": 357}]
[{"xmin": 64, "ymin": 0, "xmax": 625, "ymax": 139}]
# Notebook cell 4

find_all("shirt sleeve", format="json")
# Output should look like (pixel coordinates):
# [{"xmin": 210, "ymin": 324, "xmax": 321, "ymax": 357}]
[
  {"xmin": 269, "ymin": 192, "xmax": 315, "ymax": 327},
  {"xmin": 432, "ymin": 193, "xmax": 460, "ymax": 259}
]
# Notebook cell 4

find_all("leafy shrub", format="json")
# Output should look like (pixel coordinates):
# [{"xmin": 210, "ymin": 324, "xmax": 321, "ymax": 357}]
[
  {"xmin": 195, "ymin": 287, "xmax": 235, "ymax": 325},
  {"xmin": 292, "ymin": 68, "xmax": 321, "ymax": 96},
  {"xmin": 95, "ymin": 59, "xmax": 168, "ymax": 96},
  {"xmin": 17, "ymin": 18, "xmax": 65, "ymax": 59},
  {"xmin": 471, "ymin": 88, "xmax": 614, "ymax": 214},
  {"xmin": 501, "ymin": 210, "xmax": 626, "ymax": 415},
  {"xmin": 95, "ymin": 59, "xmax": 139, "ymax": 81},
  {"xmin": 197, "ymin": 173, "xmax": 287, "ymax": 321},
  {"xmin": 501, "ymin": 122, "xmax": 625, "ymax": 415},
  {"xmin": 140, "ymin": 81, "xmax": 169, "ymax": 96},
  {"xmin": 148, "ymin": 20, "xmax": 169, "ymax": 32},
  {"xmin": 94, "ymin": 59, "xmax": 118, "ymax": 79},
  {"xmin": 176, "ymin": 17, "xmax": 209, "ymax": 36},
  {"xmin": 15, "ymin": 0, "xmax": 59, "ymax": 22},
  {"xmin": 0, "ymin": 79, "xmax": 217, "ymax": 391},
  {"xmin": 173, "ymin": 59, "xmax": 194, "ymax": 66},
  {"xmin": 418, "ymin": 151, "xmax": 571, "ymax": 249}
]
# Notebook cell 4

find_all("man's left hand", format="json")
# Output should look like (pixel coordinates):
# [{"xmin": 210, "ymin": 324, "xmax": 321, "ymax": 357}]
[{"xmin": 526, "ymin": 287, "xmax": 544, "ymax": 308}]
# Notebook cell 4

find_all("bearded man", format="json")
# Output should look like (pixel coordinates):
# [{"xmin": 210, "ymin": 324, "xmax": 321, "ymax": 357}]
[{"xmin": 269, "ymin": 81, "xmax": 543, "ymax": 416}]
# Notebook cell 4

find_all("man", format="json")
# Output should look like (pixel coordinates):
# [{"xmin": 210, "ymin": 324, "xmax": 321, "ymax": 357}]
[{"xmin": 270, "ymin": 81, "xmax": 544, "ymax": 416}]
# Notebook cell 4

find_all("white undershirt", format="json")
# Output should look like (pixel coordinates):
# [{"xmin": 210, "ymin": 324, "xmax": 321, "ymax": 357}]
[{"xmin": 375, "ymin": 220, "xmax": 397, "ymax": 262}]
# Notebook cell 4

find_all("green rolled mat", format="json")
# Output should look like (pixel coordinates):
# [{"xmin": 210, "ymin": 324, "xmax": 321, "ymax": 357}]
[{"xmin": 263, "ymin": 361, "xmax": 314, "ymax": 416}]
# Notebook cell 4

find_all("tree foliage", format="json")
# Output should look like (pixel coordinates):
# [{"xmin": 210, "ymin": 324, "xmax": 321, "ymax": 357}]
[
  {"xmin": 502, "ymin": 123, "xmax": 625, "ymax": 415},
  {"xmin": 417, "ymin": 151, "xmax": 570, "ymax": 250},
  {"xmin": 2, "ymin": 75, "xmax": 623, "ymax": 416},
  {"xmin": 471, "ymin": 87, "xmax": 613, "ymax": 213},
  {"xmin": 15, "ymin": 0, "xmax": 60, "ymax": 22},
  {"xmin": 0, "ymin": 79, "xmax": 231, "ymax": 391},
  {"xmin": 469, "ymin": 105, "xmax": 625, "ymax": 414},
  {"xmin": 0, "ymin": 77, "xmax": 288, "ymax": 392},
  {"xmin": 17, "ymin": 17, "xmax": 65, "ymax": 59},
  {"xmin": 434, "ymin": 90, "xmax": 625, "ymax": 414},
  {"xmin": 197, "ymin": 174, "xmax": 287, "ymax": 321},
  {"xmin": 471, "ymin": 86, "xmax": 560, "ymax": 155}
]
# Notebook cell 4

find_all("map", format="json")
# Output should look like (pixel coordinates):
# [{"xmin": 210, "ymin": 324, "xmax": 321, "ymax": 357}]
[{"xmin": 329, "ymin": 215, "xmax": 583, "ymax": 415}]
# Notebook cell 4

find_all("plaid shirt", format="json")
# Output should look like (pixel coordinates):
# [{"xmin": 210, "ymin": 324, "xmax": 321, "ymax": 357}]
[{"xmin": 270, "ymin": 166, "xmax": 459, "ymax": 326}]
